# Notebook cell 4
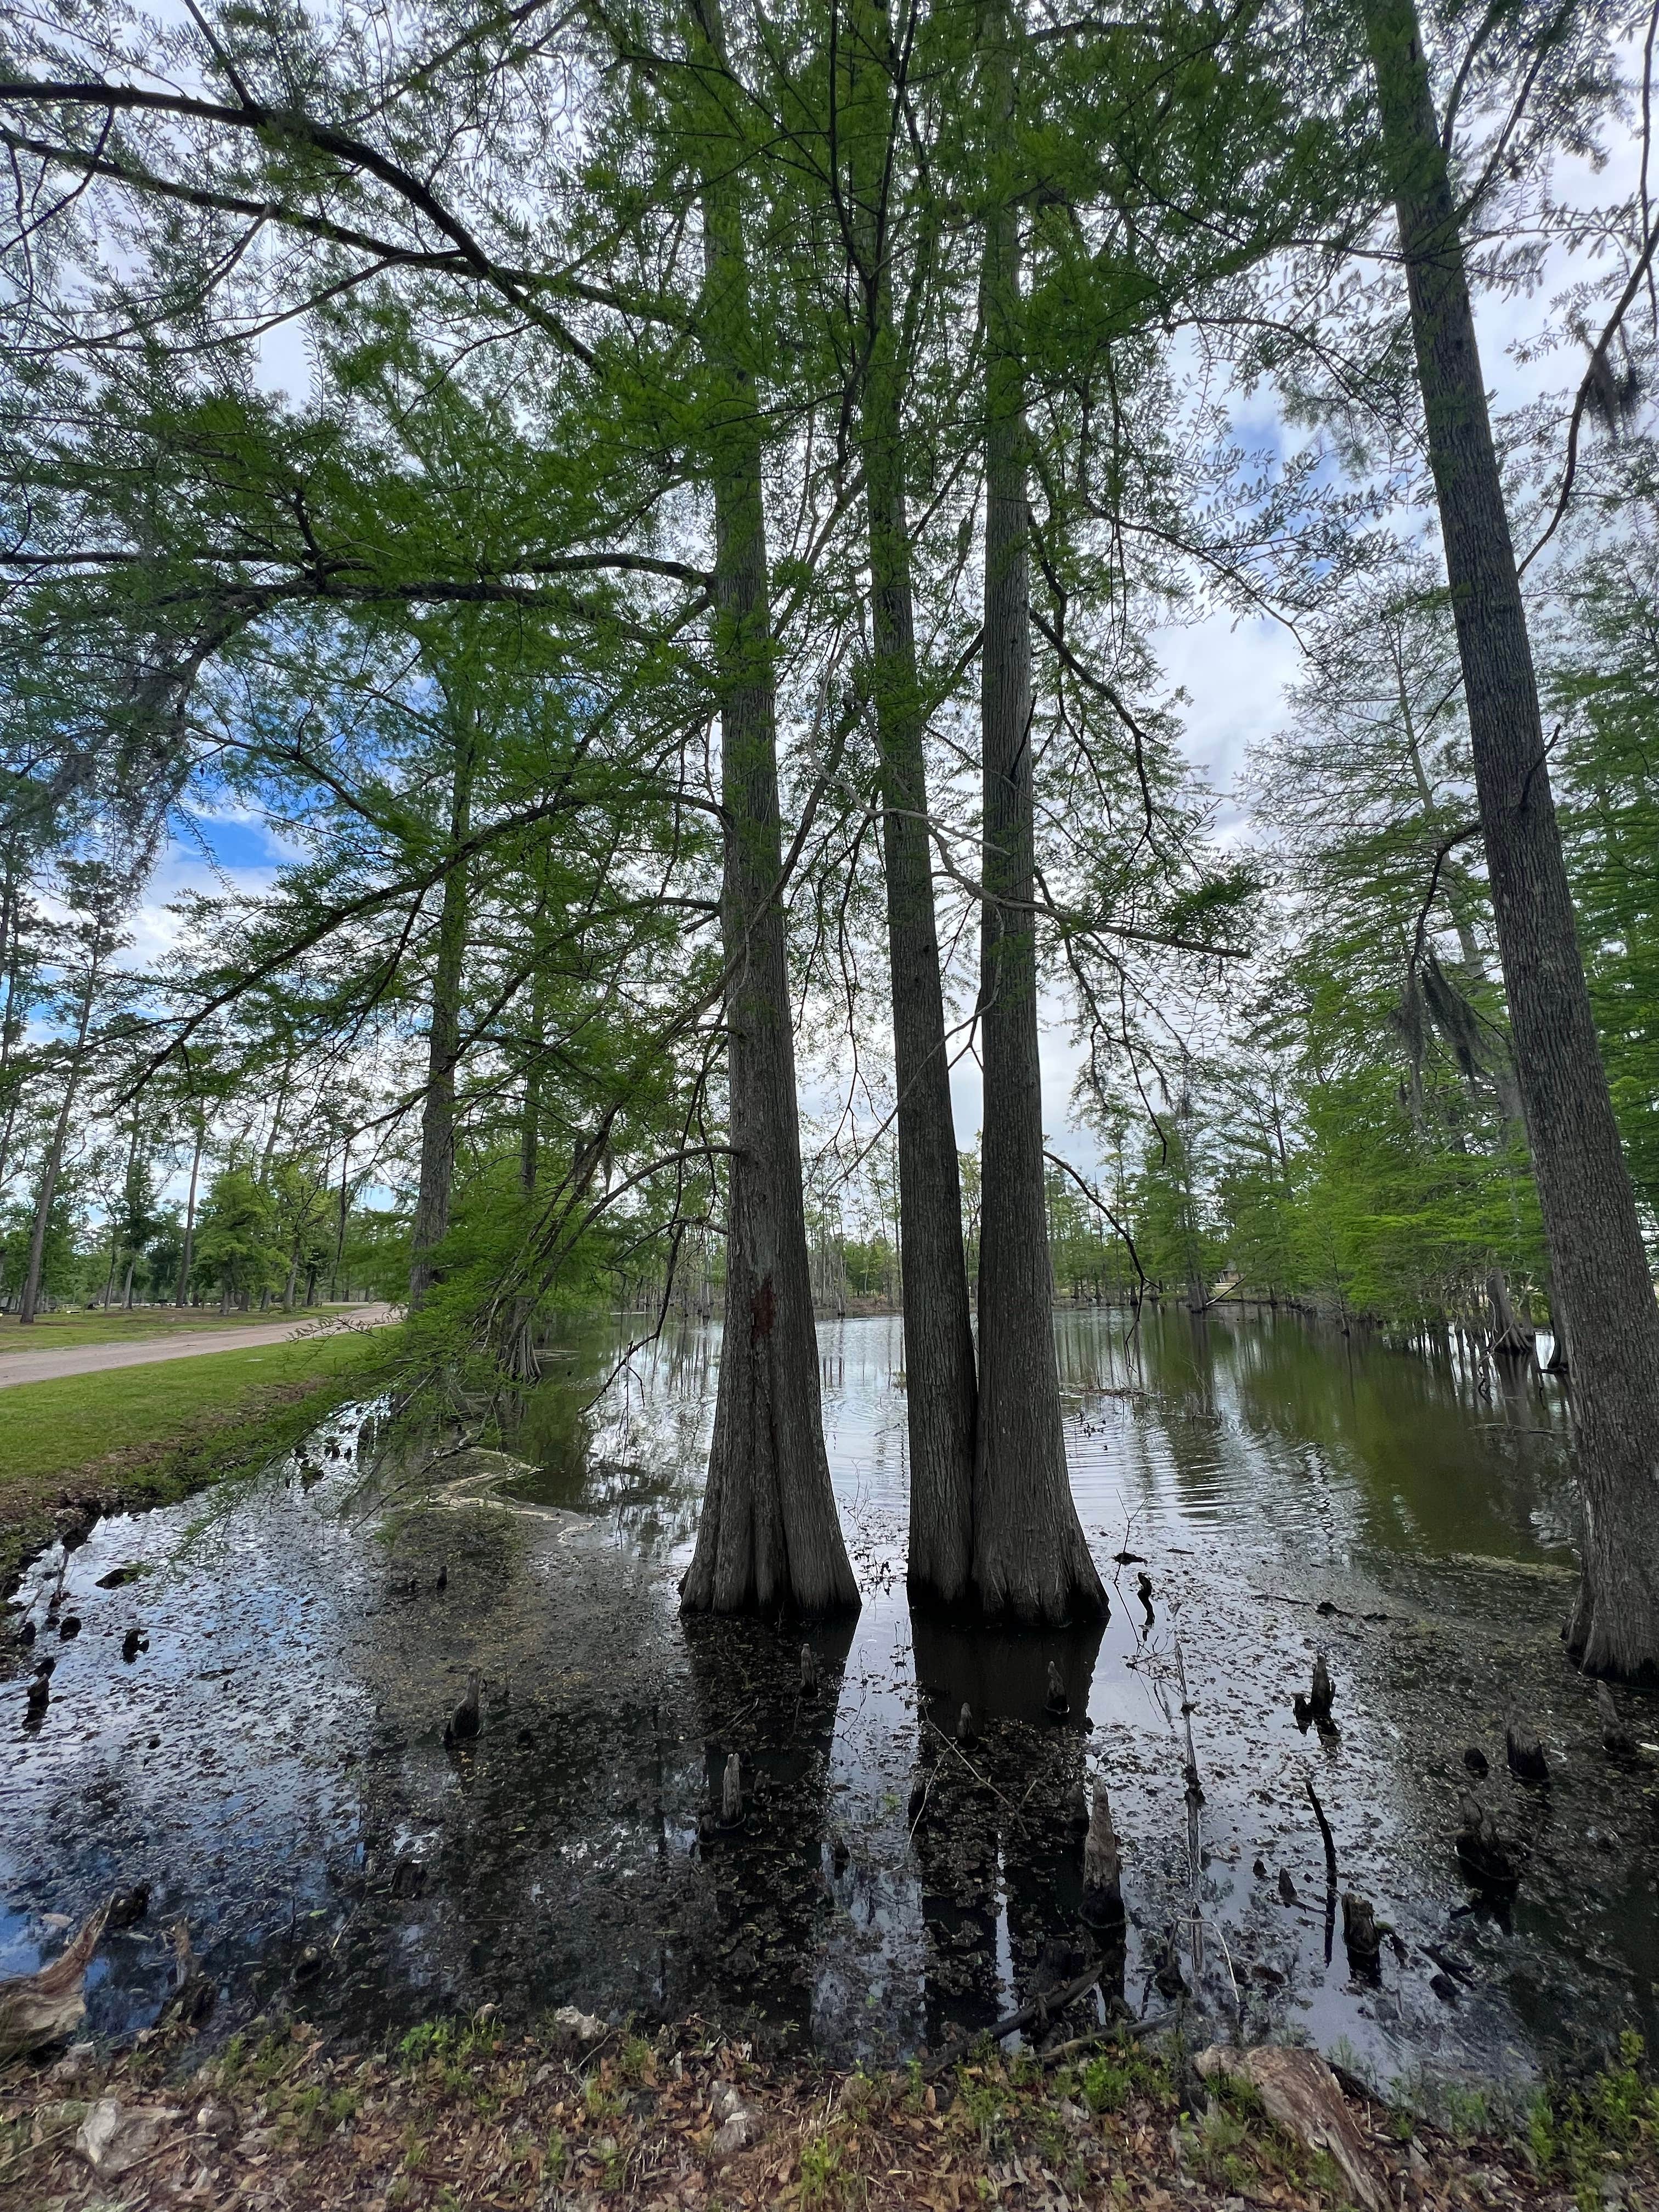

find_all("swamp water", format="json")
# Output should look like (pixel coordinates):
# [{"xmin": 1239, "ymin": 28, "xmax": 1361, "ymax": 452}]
[{"xmin": 4, "ymin": 1308, "xmax": 1657, "ymax": 2094}]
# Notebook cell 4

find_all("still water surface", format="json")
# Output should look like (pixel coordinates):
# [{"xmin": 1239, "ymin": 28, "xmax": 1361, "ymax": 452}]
[{"xmin": 4, "ymin": 1307, "xmax": 1654, "ymax": 2090}]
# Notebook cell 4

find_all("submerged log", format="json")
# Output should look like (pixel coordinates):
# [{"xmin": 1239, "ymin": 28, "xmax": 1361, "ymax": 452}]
[
  {"xmin": 1505, "ymin": 1718, "xmax": 1549, "ymax": 1784},
  {"xmin": 1081, "ymin": 1778, "xmax": 1125, "ymax": 1928}
]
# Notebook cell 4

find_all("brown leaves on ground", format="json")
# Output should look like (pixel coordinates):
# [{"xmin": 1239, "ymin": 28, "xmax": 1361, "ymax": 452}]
[{"xmin": 0, "ymin": 2010, "xmax": 1651, "ymax": 2212}]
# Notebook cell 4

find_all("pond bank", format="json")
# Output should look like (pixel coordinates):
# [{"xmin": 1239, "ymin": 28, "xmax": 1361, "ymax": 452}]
[
  {"xmin": 0, "ymin": 1330, "xmax": 391, "ymax": 1595},
  {"xmin": 4, "ymin": 1999, "xmax": 1655, "ymax": 2211}
]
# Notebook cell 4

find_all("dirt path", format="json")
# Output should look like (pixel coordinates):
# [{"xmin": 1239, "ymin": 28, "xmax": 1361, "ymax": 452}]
[{"xmin": 0, "ymin": 1305, "xmax": 396, "ymax": 1389}]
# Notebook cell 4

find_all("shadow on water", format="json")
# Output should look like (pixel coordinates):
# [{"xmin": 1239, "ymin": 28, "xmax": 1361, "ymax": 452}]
[
  {"xmin": 908, "ymin": 1615, "xmax": 1107, "ymax": 2049},
  {"xmin": 2, "ymin": 1306, "xmax": 1655, "ymax": 2085}
]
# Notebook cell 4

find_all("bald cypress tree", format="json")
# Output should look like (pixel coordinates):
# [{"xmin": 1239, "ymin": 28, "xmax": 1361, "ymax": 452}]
[{"xmin": 1359, "ymin": 0, "xmax": 1659, "ymax": 1674}]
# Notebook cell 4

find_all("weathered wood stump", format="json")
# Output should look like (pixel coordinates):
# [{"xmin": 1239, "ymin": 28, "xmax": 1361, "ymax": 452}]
[
  {"xmin": 1044, "ymin": 1661, "xmax": 1069, "ymax": 1718},
  {"xmin": 1341, "ymin": 1892, "xmax": 1382, "ymax": 1978},
  {"xmin": 1153, "ymin": 1923, "xmax": 1188, "ymax": 1998},
  {"xmin": 444, "ymin": 1669, "xmax": 481, "ymax": 1748},
  {"xmin": 1505, "ymin": 1717, "xmax": 1549, "ymax": 1784},
  {"xmin": 1080, "ymin": 1777, "xmax": 1125, "ymax": 1928},
  {"xmin": 1455, "ymin": 1792, "xmax": 1519, "ymax": 1894},
  {"xmin": 719, "ymin": 1750, "xmax": 744, "ymax": 1832},
  {"xmin": 800, "ymin": 1643, "xmax": 820, "ymax": 1699},
  {"xmin": 956, "ymin": 1701, "xmax": 977, "ymax": 1746}
]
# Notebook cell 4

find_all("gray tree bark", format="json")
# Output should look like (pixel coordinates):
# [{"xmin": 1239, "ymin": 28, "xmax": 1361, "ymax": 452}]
[
  {"xmin": 408, "ymin": 698, "xmax": 476, "ymax": 1312},
  {"xmin": 176, "ymin": 1119, "xmax": 205, "ymax": 1306},
  {"xmin": 970, "ymin": 6, "xmax": 1105, "ymax": 1624},
  {"xmin": 20, "ymin": 928, "xmax": 102, "ymax": 1325},
  {"xmin": 1361, "ymin": 0, "xmax": 1659, "ymax": 1673},
  {"xmin": 843, "ymin": 0, "xmax": 978, "ymax": 1607},
  {"xmin": 680, "ymin": 0, "xmax": 859, "ymax": 1617}
]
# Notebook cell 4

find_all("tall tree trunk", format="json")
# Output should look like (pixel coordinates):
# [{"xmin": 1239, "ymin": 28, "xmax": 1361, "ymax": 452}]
[
  {"xmin": 104, "ymin": 1120, "xmax": 140, "ymax": 1308},
  {"xmin": 20, "ymin": 944, "xmax": 100, "ymax": 1325},
  {"xmin": 408, "ymin": 703, "xmax": 476, "ymax": 1312},
  {"xmin": 680, "ymin": 0, "xmax": 859, "ymax": 1617},
  {"xmin": 1362, "ymin": 0, "xmax": 1659, "ymax": 1674},
  {"xmin": 260, "ymin": 1062, "xmax": 291, "ymax": 1181},
  {"xmin": 1487, "ymin": 1265, "xmax": 1534, "ymax": 1356},
  {"xmin": 970, "ymin": 6, "xmax": 1104, "ymax": 1624},
  {"xmin": 176, "ymin": 1120, "xmax": 205, "ymax": 1306},
  {"xmin": 1403, "ymin": 709, "xmax": 1535, "ymax": 1346},
  {"xmin": 843, "ymin": 0, "xmax": 978, "ymax": 1607},
  {"xmin": 0, "ymin": 868, "xmax": 26, "ymax": 1199},
  {"xmin": 332, "ymin": 1139, "xmax": 351, "ymax": 1296},
  {"xmin": 121, "ymin": 1255, "xmax": 136, "ymax": 1309}
]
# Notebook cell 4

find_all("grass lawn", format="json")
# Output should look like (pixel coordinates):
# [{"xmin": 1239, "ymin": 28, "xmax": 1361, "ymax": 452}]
[
  {"xmin": 0, "ymin": 1301, "xmax": 370, "ymax": 1355},
  {"xmin": 0, "ymin": 1328, "xmax": 396, "ymax": 1594}
]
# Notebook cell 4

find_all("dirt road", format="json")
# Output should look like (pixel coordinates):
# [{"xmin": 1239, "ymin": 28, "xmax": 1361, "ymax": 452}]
[{"xmin": 0, "ymin": 1305, "xmax": 397, "ymax": 1390}]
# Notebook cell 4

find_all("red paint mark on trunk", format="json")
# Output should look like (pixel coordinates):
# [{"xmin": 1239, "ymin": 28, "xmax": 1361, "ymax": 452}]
[{"xmin": 751, "ymin": 1277, "xmax": 776, "ymax": 1342}]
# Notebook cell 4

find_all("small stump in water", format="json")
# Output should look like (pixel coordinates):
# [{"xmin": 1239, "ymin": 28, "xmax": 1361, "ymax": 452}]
[
  {"xmin": 799, "ymin": 1643, "xmax": 820, "ymax": 1700},
  {"xmin": 1505, "ymin": 1717, "xmax": 1549, "ymax": 1784},
  {"xmin": 716, "ymin": 1750, "xmax": 746, "ymax": 1836},
  {"xmin": 1081, "ymin": 1778, "xmax": 1125, "ymax": 1929},
  {"xmin": 1294, "ymin": 1652, "xmax": 1337, "ymax": 1735},
  {"xmin": 444, "ymin": 1670, "xmax": 481, "ymax": 1750},
  {"xmin": 1341, "ymin": 1892, "xmax": 1383, "ymax": 1980},
  {"xmin": 1045, "ymin": 1662, "xmax": 1069, "ymax": 1719},
  {"xmin": 956, "ymin": 1702, "xmax": 977, "ymax": 1747},
  {"xmin": 1455, "ymin": 1792, "xmax": 1520, "ymax": 1895}
]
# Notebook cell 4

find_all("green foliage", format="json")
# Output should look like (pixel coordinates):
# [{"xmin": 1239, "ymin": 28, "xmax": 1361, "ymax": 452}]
[
  {"xmin": 194, "ymin": 1168, "xmax": 286, "ymax": 1308},
  {"xmin": 1525, "ymin": 2033, "xmax": 1659, "ymax": 2197},
  {"xmin": 1550, "ymin": 550, "xmax": 1659, "ymax": 1216}
]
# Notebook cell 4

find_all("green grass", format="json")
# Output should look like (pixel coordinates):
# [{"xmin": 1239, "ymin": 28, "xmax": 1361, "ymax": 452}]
[
  {"xmin": 0, "ymin": 1301, "xmax": 371, "ymax": 1353},
  {"xmin": 0, "ymin": 1328, "xmax": 396, "ymax": 1592}
]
